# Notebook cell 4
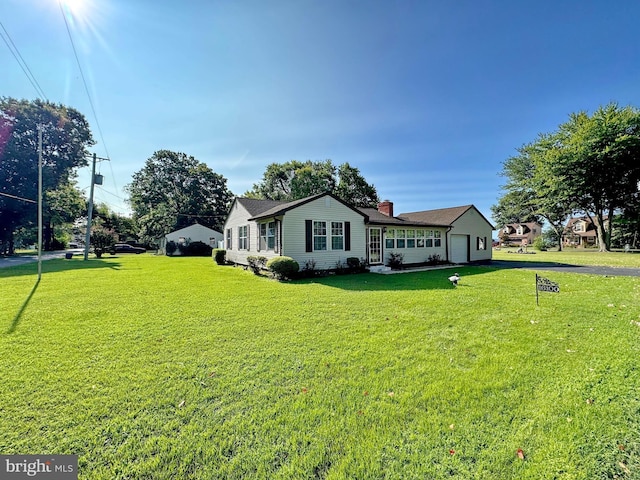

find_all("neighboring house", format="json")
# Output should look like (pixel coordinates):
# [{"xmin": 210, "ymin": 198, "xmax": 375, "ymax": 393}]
[
  {"xmin": 222, "ymin": 192, "xmax": 493, "ymax": 269},
  {"xmin": 563, "ymin": 216, "xmax": 607, "ymax": 247},
  {"xmin": 499, "ymin": 222, "xmax": 542, "ymax": 246},
  {"xmin": 158, "ymin": 223, "xmax": 223, "ymax": 254}
]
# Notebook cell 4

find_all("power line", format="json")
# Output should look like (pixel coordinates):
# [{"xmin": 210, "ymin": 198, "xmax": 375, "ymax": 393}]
[
  {"xmin": 0, "ymin": 191, "xmax": 37, "ymax": 204},
  {"xmin": 58, "ymin": 1, "xmax": 111, "ymax": 160},
  {"xmin": 0, "ymin": 21, "xmax": 48, "ymax": 100}
]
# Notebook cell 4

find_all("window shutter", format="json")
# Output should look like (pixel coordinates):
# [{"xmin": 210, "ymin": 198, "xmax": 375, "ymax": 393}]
[
  {"xmin": 305, "ymin": 220, "xmax": 312, "ymax": 252},
  {"xmin": 275, "ymin": 221, "xmax": 280, "ymax": 253},
  {"xmin": 345, "ymin": 221, "xmax": 351, "ymax": 251},
  {"xmin": 247, "ymin": 225, "xmax": 250, "ymax": 251},
  {"xmin": 257, "ymin": 224, "xmax": 260, "ymax": 251}
]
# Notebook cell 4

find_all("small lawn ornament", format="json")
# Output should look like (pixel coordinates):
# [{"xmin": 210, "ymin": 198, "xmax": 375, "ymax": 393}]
[{"xmin": 448, "ymin": 273, "xmax": 460, "ymax": 286}]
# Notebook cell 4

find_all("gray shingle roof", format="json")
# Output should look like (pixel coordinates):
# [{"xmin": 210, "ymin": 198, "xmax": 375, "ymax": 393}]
[
  {"xmin": 358, "ymin": 208, "xmax": 450, "ymax": 227},
  {"xmin": 236, "ymin": 197, "xmax": 288, "ymax": 217},
  {"xmin": 398, "ymin": 205, "xmax": 474, "ymax": 225}
]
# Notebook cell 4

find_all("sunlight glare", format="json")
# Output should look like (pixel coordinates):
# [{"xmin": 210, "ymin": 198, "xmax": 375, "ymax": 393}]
[{"xmin": 60, "ymin": 0, "xmax": 86, "ymax": 17}]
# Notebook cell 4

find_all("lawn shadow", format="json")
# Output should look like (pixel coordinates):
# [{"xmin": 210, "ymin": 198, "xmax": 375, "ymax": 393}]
[
  {"xmin": 0, "ymin": 258, "xmax": 122, "ymax": 279},
  {"xmin": 6, "ymin": 278, "xmax": 40, "ymax": 334},
  {"xmin": 294, "ymin": 267, "xmax": 489, "ymax": 291}
]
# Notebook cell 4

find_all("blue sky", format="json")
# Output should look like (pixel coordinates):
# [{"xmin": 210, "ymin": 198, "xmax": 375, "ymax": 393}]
[{"xmin": 2, "ymin": 0, "xmax": 640, "ymax": 223}]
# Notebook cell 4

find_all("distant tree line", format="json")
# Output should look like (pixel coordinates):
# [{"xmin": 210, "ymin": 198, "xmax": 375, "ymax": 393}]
[
  {"xmin": 492, "ymin": 103, "xmax": 640, "ymax": 251},
  {"xmin": 1, "ymin": 98, "xmax": 381, "ymax": 254}
]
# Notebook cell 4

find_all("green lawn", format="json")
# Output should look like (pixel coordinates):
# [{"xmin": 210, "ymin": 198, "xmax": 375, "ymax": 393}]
[
  {"xmin": 493, "ymin": 247, "xmax": 640, "ymax": 268},
  {"xmin": 1, "ymin": 254, "xmax": 638, "ymax": 479}
]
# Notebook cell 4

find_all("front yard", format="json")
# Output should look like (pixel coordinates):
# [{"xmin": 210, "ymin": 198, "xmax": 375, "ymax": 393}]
[{"xmin": 1, "ymin": 254, "xmax": 638, "ymax": 479}]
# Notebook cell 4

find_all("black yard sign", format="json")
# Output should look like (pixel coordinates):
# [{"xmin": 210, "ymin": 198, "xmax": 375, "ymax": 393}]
[{"xmin": 536, "ymin": 274, "xmax": 559, "ymax": 305}]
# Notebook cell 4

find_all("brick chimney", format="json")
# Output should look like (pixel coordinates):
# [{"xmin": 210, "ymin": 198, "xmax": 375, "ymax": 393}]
[{"xmin": 377, "ymin": 200, "xmax": 394, "ymax": 217}]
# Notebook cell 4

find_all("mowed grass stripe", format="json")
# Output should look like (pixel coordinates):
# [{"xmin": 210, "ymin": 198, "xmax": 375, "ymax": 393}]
[{"xmin": 1, "ymin": 254, "xmax": 638, "ymax": 479}]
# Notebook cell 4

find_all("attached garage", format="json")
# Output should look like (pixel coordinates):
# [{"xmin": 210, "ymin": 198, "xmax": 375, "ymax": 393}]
[{"xmin": 450, "ymin": 234, "xmax": 469, "ymax": 264}]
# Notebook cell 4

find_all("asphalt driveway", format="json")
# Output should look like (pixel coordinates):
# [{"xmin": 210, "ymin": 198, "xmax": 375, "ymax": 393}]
[{"xmin": 487, "ymin": 260, "xmax": 640, "ymax": 277}]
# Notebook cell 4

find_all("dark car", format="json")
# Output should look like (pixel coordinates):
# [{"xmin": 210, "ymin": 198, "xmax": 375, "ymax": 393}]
[{"xmin": 109, "ymin": 243, "xmax": 146, "ymax": 255}]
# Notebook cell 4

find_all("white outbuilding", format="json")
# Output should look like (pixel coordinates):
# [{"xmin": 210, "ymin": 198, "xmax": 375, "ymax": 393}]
[{"xmin": 158, "ymin": 223, "xmax": 223, "ymax": 255}]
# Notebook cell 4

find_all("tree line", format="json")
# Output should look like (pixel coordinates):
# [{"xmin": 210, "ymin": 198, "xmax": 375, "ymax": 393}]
[
  {"xmin": 1, "ymin": 98, "xmax": 379, "ymax": 253},
  {"xmin": 7, "ymin": 97, "xmax": 637, "ymax": 255},
  {"xmin": 492, "ymin": 103, "xmax": 640, "ymax": 251}
]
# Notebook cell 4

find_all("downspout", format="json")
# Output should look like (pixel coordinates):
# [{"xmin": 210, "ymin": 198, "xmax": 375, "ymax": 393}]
[{"xmin": 445, "ymin": 226, "xmax": 453, "ymax": 262}]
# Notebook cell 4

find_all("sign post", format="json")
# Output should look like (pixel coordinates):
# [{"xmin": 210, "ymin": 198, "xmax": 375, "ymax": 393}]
[{"xmin": 536, "ymin": 274, "xmax": 560, "ymax": 305}]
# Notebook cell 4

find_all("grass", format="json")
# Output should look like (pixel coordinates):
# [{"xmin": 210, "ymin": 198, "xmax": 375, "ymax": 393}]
[
  {"xmin": 1, "ymin": 254, "xmax": 639, "ymax": 479},
  {"xmin": 493, "ymin": 247, "xmax": 640, "ymax": 268}
]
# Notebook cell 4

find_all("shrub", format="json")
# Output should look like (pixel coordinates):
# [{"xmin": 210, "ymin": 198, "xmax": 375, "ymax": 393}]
[
  {"xmin": 184, "ymin": 241, "xmax": 213, "ymax": 256},
  {"xmin": 267, "ymin": 256, "xmax": 299, "ymax": 280},
  {"xmin": 533, "ymin": 236, "xmax": 547, "ymax": 251},
  {"xmin": 426, "ymin": 254, "xmax": 442, "ymax": 265},
  {"xmin": 387, "ymin": 252, "xmax": 404, "ymax": 270},
  {"xmin": 301, "ymin": 259, "xmax": 318, "ymax": 278},
  {"xmin": 212, "ymin": 249, "xmax": 226, "ymax": 265},
  {"xmin": 247, "ymin": 256, "xmax": 268, "ymax": 274},
  {"xmin": 166, "ymin": 241, "xmax": 177, "ymax": 256},
  {"xmin": 334, "ymin": 259, "xmax": 347, "ymax": 275},
  {"xmin": 346, "ymin": 257, "xmax": 367, "ymax": 273}
]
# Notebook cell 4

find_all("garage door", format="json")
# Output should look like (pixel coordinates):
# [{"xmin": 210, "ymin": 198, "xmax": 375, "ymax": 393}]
[{"xmin": 451, "ymin": 234, "xmax": 469, "ymax": 264}]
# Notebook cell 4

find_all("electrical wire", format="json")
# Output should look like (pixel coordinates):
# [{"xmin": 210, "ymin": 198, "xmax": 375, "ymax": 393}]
[
  {"xmin": 0, "ymin": 21, "xmax": 48, "ymax": 100},
  {"xmin": 58, "ymin": 1, "xmax": 111, "ymax": 160}
]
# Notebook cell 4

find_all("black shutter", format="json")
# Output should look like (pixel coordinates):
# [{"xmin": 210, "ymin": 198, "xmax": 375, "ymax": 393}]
[
  {"xmin": 345, "ymin": 221, "xmax": 351, "ymax": 251},
  {"xmin": 305, "ymin": 220, "xmax": 313, "ymax": 252}
]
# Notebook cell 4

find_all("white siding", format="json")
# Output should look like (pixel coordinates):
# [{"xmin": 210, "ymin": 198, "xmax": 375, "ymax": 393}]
[
  {"xmin": 281, "ymin": 196, "xmax": 367, "ymax": 270},
  {"xmin": 222, "ymin": 201, "xmax": 282, "ymax": 265},
  {"xmin": 382, "ymin": 227, "xmax": 448, "ymax": 265},
  {"xmin": 165, "ymin": 224, "xmax": 222, "ymax": 245},
  {"xmin": 448, "ymin": 208, "xmax": 493, "ymax": 262}
]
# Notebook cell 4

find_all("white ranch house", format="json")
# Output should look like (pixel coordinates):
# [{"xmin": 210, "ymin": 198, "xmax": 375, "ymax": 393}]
[{"xmin": 222, "ymin": 192, "xmax": 493, "ymax": 269}]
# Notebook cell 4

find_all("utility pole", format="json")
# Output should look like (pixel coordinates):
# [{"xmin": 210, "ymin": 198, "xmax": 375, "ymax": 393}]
[
  {"xmin": 83, "ymin": 153, "xmax": 97, "ymax": 260},
  {"xmin": 37, "ymin": 126, "xmax": 43, "ymax": 280},
  {"xmin": 83, "ymin": 153, "xmax": 109, "ymax": 260}
]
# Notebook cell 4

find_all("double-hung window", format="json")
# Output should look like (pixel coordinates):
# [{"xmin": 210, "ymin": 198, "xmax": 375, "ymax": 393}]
[
  {"xmin": 238, "ymin": 225, "xmax": 248, "ymax": 250},
  {"xmin": 434, "ymin": 230, "xmax": 442, "ymax": 247},
  {"xmin": 313, "ymin": 221, "xmax": 327, "ymax": 251},
  {"xmin": 331, "ymin": 222, "xmax": 344, "ymax": 250},
  {"xmin": 259, "ymin": 221, "xmax": 276, "ymax": 250},
  {"xmin": 396, "ymin": 229, "xmax": 406, "ymax": 248}
]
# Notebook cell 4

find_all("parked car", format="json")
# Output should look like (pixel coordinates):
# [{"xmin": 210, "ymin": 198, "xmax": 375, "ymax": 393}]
[{"xmin": 109, "ymin": 243, "xmax": 146, "ymax": 255}]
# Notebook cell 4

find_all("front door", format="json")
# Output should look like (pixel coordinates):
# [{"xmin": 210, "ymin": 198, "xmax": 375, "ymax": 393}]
[{"xmin": 368, "ymin": 227, "xmax": 382, "ymax": 264}]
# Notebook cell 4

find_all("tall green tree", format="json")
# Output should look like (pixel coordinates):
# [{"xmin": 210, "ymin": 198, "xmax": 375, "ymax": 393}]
[
  {"xmin": 247, "ymin": 159, "xmax": 379, "ymax": 207},
  {"xmin": 334, "ymin": 162, "xmax": 380, "ymax": 207},
  {"xmin": 494, "ymin": 103, "xmax": 640, "ymax": 252},
  {"xmin": 0, "ymin": 98, "xmax": 94, "ymax": 253},
  {"xmin": 550, "ymin": 104, "xmax": 640, "ymax": 251},
  {"xmin": 126, "ymin": 150, "xmax": 233, "ymax": 243}
]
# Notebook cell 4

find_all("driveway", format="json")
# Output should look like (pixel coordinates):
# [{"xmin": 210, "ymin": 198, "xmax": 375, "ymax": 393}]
[
  {"xmin": 0, "ymin": 251, "xmax": 67, "ymax": 269},
  {"xmin": 487, "ymin": 260, "xmax": 640, "ymax": 277}
]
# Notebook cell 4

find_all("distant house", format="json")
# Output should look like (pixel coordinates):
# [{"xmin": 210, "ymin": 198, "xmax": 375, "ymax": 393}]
[
  {"xmin": 222, "ymin": 192, "xmax": 493, "ymax": 270},
  {"xmin": 158, "ymin": 223, "xmax": 223, "ymax": 255},
  {"xmin": 499, "ymin": 222, "xmax": 542, "ymax": 247},
  {"xmin": 562, "ymin": 216, "xmax": 607, "ymax": 248}
]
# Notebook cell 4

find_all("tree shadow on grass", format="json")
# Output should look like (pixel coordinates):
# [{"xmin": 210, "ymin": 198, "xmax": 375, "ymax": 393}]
[
  {"xmin": 0, "ymin": 258, "xmax": 122, "ymax": 279},
  {"xmin": 292, "ymin": 267, "xmax": 489, "ymax": 291}
]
